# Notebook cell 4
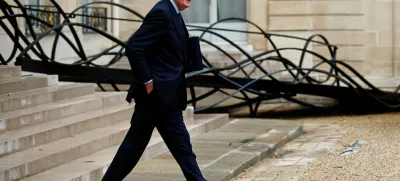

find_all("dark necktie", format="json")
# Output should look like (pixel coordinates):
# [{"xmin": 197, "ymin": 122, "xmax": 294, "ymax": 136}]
[
  {"xmin": 175, "ymin": 12, "xmax": 187, "ymax": 63},
  {"xmin": 175, "ymin": 12, "xmax": 185, "ymax": 44},
  {"xmin": 177, "ymin": 12, "xmax": 182, "ymax": 25}
]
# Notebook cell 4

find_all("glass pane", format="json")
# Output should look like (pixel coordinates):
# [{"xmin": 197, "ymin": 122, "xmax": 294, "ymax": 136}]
[
  {"xmin": 217, "ymin": 0, "xmax": 246, "ymax": 21},
  {"xmin": 25, "ymin": 0, "xmax": 46, "ymax": 5},
  {"xmin": 81, "ymin": 0, "xmax": 92, "ymax": 5},
  {"xmin": 25, "ymin": 0, "xmax": 39, "ymax": 5},
  {"xmin": 182, "ymin": 0, "xmax": 210, "ymax": 24}
]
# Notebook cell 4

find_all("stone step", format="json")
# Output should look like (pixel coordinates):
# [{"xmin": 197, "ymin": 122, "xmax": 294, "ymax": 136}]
[
  {"xmin": 0, "ymin": 83, "xmax": 95, "ymax": 112},
  {"xmin": 183, "ymin": 106, "xmax": 194, "ymax": 123},
  {"xmin": 0, "ymin": 95, "xmax": 100, "ymax": 132},
  {"xmin": 0, "ymin": 66, "xmax": 21, "ymax": 80},
  {"xmin": 20, "ymin": 114, "xmax": 230, "ymax": 181},
  {"xmin": 0, "ymin": 103, "xmax": 134, "ymax": 157},
  {"xmin": 94, "ymin": 92, "xmax": 127, "ymax": 107},
  {"xmin": 0, "ymin": 120, "xmax": 133, "ymax": 181},
  {"xmin": 123, "ymin": 119, "xmax": 303, "ymax": 181},
  {"xmin": 0, "ymin": 75, "xmax": 58, "ymax": 95},
  {"xmin": 0, "ymin": 92, "xmax": 126, "ymax": 132}
]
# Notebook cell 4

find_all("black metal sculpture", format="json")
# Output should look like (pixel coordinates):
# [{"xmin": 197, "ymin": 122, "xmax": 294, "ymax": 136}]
[{"xmin": 1, "ymin": 0, "xmax": 400, "ymax": 116}]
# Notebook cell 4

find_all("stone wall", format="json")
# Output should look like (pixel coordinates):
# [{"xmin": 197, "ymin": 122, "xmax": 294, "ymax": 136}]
[
  {"xmin": 118, "ymin": 0, "xmax": 158, "ymax": 41},
  {"xmin": 248, "ymin": 0, "xmax": 400, "ymax": 80}
]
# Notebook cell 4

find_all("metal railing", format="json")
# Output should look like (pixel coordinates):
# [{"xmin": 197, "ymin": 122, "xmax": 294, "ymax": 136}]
[{"xmin": 2, "ymin": 0, "xmax": 400, "ymax": 115}]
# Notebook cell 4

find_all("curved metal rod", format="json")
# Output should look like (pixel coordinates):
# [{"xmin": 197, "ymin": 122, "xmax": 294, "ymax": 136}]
[
  {"xmin": 196, "ymin": 17, "xmax": 336, "ymax": 47},
  {"xmin": 17, "ymin": 22, "xmax": 127, "ymax": 62},
  {"xmin": 48, "ymin": 0, "xmax": 87, "ymax": 63},
  {"xmin": 297, "ymin": 34, "xmax": 337, "ymax": 83},
  {"xmin": 70, "ymin": 1, "xmax": 145, "ymax": 19},
  {"xmin": 226, "ymin": 47, "xmax": 352, "ymax": 87},
  {"xmin": 0, "ymin": 3, "xmax": 49, "ymax": 63},
  {"xmin": 97, "ymin": 83, "xmax": 106, "ymax": 92},
  {"xmin": 0, "ymin": 1, "xmax": 20, "ymax": 63},
  {"xmin": 10, "ymin": 1, "xmax": 143, "ymax": 66},
  {"xmin": 197, "ymin": 61, "xmax": 357, "ymax": 102},
  {"xmin": 197, "ymin": 38, "xmax": 250, "ymax": 78},
  {"xmin": 190, "ymin": 46, "xmax": 335, "ymax": 84},
  {"xmin": 0, "ymin": 18, "xmax": 24, "ymax": 64},
  {"xmin": 0, "ymin": 54, "xmax": 6, "ymax": 65},
  {"xmin": 196, "ymin": 18, "xmax": 299, "ymax": 80},
  {"xmin": 199, "ymin": 18, "xmax": 267, "ymax": 38},
  {"xmin": 2, "ymin": 14, "xmax": 83, "ymax": 62},
  {"xmin": 64, "ymin": 1, "xmax": 145, "ymax": 65},
  {"xmin": 190, "ymin": 29, "xmax": 278, "ymax": 82},
  {"xmin": 189, "ymin": 85, "xmax": 197, "ymax": 108},
  {"xmin": 188, "ymin": 56, "xmax": 359, "ymax": 106},
  {"xmin": 193, "ymin": 50, "xmax": 400, "ymax": 109},
  {"xmin": 194, "ymin": 67, "xmax": 357, "ymax": 112},
  {"xmin": 16, "ymin": 24, "xmax": 128, "ymax": 67},
  {"xmin": 195, "ymin": 18, "xmax": 298, "ymax": 79},
  {"xmin": 187, "ymin": 88, "xmax": 219, "ymax": 104},
  {"xmin": 5, "ymin": 5, "xmax": 336, "ymax": 48},
  {"xmin": 13, "ymin": 0, "xmax": 49, "ymax": 62}
]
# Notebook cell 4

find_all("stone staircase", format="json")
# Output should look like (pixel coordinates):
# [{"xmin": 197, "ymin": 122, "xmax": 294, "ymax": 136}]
[{"xmin": 0, "ymin": 66, "xmax": 230, "ymax": 181}]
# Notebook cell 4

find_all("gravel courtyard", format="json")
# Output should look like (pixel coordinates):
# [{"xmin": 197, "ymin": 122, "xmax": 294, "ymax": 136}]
[{"xmin": 233, "ymin": 103, "xmax": 400, "ymax": 181}]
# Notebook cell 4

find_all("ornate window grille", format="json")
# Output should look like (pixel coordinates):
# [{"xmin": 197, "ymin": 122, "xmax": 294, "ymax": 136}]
[
  {"xmin": 24, "ymin": 5, "xmax": 61, "ymax": 35},
  {"xmin": 82, "ymin": 7, "xmax": 108, "ymax": 33}
]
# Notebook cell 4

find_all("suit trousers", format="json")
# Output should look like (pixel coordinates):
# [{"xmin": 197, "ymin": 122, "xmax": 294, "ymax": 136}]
[{"xmin": 102, "ymin": 90, "xmax": 206, "ymax": 181}]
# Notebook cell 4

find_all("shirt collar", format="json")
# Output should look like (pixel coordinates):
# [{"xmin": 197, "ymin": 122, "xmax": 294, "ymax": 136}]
[{"xmin": 169, "ymin": 0, "xmax": 180, "ymax": 14}]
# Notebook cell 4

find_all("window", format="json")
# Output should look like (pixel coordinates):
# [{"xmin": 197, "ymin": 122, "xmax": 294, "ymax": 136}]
[
  {"xmin": 80, "ymin": 0, "xmax": 92, "ymax": 6},
  {"xmin": 81, "ymin": 0, "xmax": 108, "ymax": 33},
  {"xmin": 24, "ymin": 0, "xmax": 60, "ymax": 35},
  {"xmin": 25, "ymin": 0, "xmax": 44, "ymax": 5},
  {"xmin": 181, "ymin": 0, "xmax": 247, "ymax": 24},
  {"xmin": 217, "ymin": 0, "xmax": 246, "ymax": 21},
  {"xmin": 181, "ymin": 0, "xmax": 210, "ymax": 24}
]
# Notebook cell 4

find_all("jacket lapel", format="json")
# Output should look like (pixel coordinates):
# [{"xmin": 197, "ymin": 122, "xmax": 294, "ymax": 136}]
[
  {"xmin": 182, "ymin": 20, "xmax": 189, "ymax": 62},
  {"xmin": 166, "ymin": 0, "xmax": 188, "ymax": 64},
  {"xmin": 167, "ymin": 1, "xmax": 184, "ymax": 44}
]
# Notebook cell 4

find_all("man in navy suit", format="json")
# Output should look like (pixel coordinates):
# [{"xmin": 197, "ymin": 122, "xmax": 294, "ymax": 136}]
[{"xmin": 102, "ymin": 0, "xmax": 207, "ymax": 180}]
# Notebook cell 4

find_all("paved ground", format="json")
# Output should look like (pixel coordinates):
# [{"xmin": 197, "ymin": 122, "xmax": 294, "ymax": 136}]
[
  {"xmin": 233, "ymin": 103, "xmax": 400, "ymax": 181},
  {"xmin": 298, "ymin": 112, "xmax": 400, "ymax": 181},
  {"xmin": 232, "ymin": 124, "xmax": 345, "ymax": 181},
  {"xmin": 125, "ymin": 118, "xmax": 303, "ymax": 181}
]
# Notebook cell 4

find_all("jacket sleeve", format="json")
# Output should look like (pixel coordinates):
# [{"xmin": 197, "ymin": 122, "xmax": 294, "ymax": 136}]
[{"xmin": 126, "ymin": 8, "xmax": 168, "ymax": 83}]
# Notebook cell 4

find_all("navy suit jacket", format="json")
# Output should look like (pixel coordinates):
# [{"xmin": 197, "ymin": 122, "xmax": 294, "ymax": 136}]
[{"xmin": 125, "ymin": 0, "xmax": 189, "ymax": 110}]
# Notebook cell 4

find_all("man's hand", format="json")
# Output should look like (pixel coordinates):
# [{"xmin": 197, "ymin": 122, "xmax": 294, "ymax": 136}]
[{"xmin": 145, "ymin": 81, "xmax": 154, "ymax": 94}]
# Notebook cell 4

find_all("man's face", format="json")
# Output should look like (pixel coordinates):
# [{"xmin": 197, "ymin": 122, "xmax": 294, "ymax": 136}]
[{"xmin": 174, "ymin": 0, "xmax": 191, "ymax": 11}]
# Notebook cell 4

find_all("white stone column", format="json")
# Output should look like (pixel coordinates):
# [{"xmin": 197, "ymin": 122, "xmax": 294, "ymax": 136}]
[{"xmin": 111, "ymin": 0, "xmax": 120, "ymax": 39}]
